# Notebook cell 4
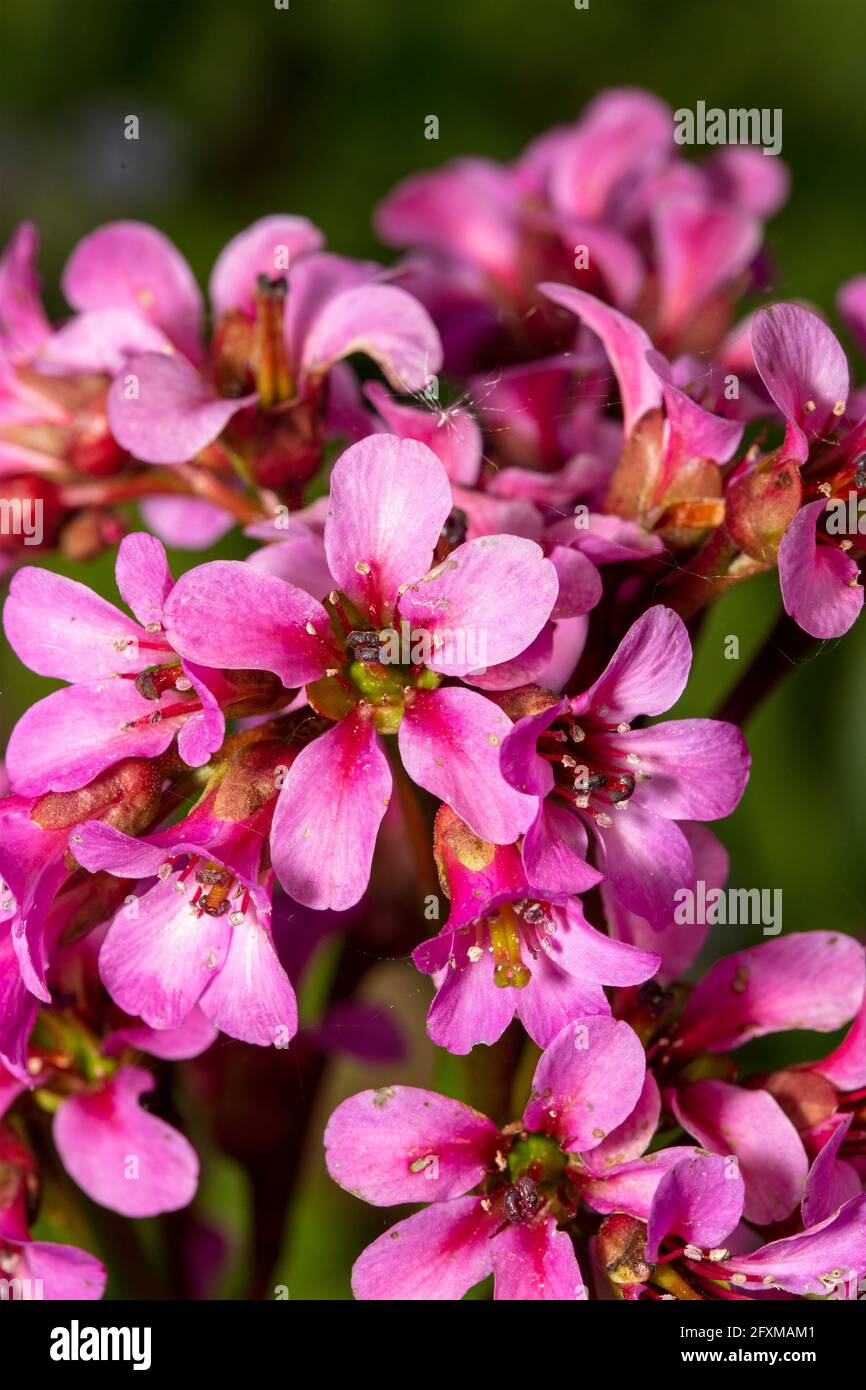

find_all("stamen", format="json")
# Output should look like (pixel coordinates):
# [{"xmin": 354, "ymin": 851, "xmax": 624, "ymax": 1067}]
[{"xmin": 253, "ymin": 274, "xmax": 292, "ymax": 406}]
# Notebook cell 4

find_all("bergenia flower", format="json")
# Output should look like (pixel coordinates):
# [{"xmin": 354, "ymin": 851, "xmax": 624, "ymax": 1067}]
[
  {"xmin": 50, "ymin": 1066, "xmax": 199, "ymax": 1219},
  {"xmin": 596, "ymin": 1149, "xmax": 866, "ymax": 1299},
  {"xmin": 106, "ymin": 218, "xmax": 443, "ymax": 472},
  {"xmin": 3, "ymin": 532, "xmax": 271, "ymax": 796},
  {"xmin": 500, "ymin": 606, "xmax": 751, "ymax": 926},
  {"xmin": 413, "ymin": 804, "xmax": 659, "ymax": 1053},
  {"xmin": 70, "ymin": 775, "xmax": 297, "ymax": 1048},
  {"xmin": 377, "ymin": 88, "xmax": 784, "ymax": 372},
  {"xmin": 161, "ymin": 433, "xmax": 559, "ymax": 909},
  {"xmin": 0, "ymin": 1048, "xmax": 199, "ymax": 1220},
  {"xmin": 653, "ymin": 932, "xmax": 865, "ymax": 1224},
  {"xmin": 325, "ymin": 1015, "xmax": 646, "ymax": 1300}
]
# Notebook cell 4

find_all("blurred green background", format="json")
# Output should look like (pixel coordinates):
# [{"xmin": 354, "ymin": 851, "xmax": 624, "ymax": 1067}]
[{"xmin": 1, "ymin": 0, "xmax": 864, "ymax": 1299}]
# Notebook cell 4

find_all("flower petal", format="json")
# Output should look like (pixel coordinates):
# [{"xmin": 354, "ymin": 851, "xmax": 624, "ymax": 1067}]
[
  {"xmin": 325, "ymin": 1085, "xmax": 497, "ymax": 1206},
  {"xmin": 38, "ymin": 307, "xmax": 173, "ymax": 375},
  {"xmin": 572, "ymin": 606, "xmax": 691, "ymax": 722},
  {"xmin": 712, "ymin": 1193, "xmax": 866, "ymax": 1295},
  {"xmin": 364, "ymin": 381, "xmax": 482, "ymax": 485},
  {"xmin": 54, "ymin": 1066, "xmax": 198, "ymax": 1217},
  {"xmin": 163, "ymin": 560, "xmax": 332, "ymax": 686},
  {"xmin": 399, "ymin": 687, "xmax": 537, "ymax": 843},
  {"xmin": 199, "ymin": 910, "xmax": 297, "ymax": 1048},
  {"xmin": 813, "ymin": 958, "xmax": 866, "ymax": 1091},
  {"xmin": 107, "ymin": 351, "xmax": 255, "ymax": 465},
  {"xmin": 524, "ymin": 1015, "xmax": 646, "ymax": 1152},
  {"xmin": 302, "ymin": 282, "xmax": 442, "ymax": 392},
  {"xmin": 6, "ymin": 680, "xmax": 179, "ymax": 795},
  {"xmin": 672, "ymin": 1081, "xmax": 808, "ymax": 1225},
  {"xmin": 114, "ymin": 532, "xmax": 173, "ymax": 630},
  {"xmin": 838, "ymin": 275, "xmax": 866, "ymax": 359},
  {"xmin": 645, "ymin": 1152, "xmax": 745, "ymax": 1260},
  {"xmin": 705, "ymin": 147, "xmax": 790, "ymax": 218},
  {"xmin": 4, "ymin": 566, "xmax": 152, "ymax": 681},
  {"xmin": 539, "ymin": 284, "xmax": 662, "ymax": 435},
  {"xmin": 596, "ymin": 803, "xmax": 694, "ymax": 930},
  {"xmin": 617, "ymin": 718, "xmax": 750, "ymax": 820},
  {"xmin": 582, "ymin": 1146, "xmax": 704, "ymax": 1221},
  {"xmin": 549, "ymin": 899, "xmax": 659, "ymax": 987},
  {"xmin": 270, "ymin": 712, "xmax": 391, "ymax": 910},
  {"xmin": 677, "ymin": 933, "xmax": 866, "ymax": 1056},
  {"xmin": 0, "ymin": 222, "xmax": 51, "ymax": 354},
  {"xmin": 399, "ymin": 535, "xmax": 558, "ymax": 675},
  {"xmin": 426, "ymin": 956, "xmax": 520, "ymax": 1053},
  {"xmin": 549, "ymin": 545, "xmax": 602, "ymax": 620},
  {"xmin": 209, "ymin": 214, "xmax": 324, "ymax": 319},
  {"xmin": 801, "ymin": 1115, "xmax": 858, "ymax": 1228},
  {"xmin": 604, "ymin": 822, "xmax": 726, "ymax": 983},
  {"xmin": 139, "ymin": 495, "xmax": 235, "ymax": 550},
  {"xmin": 522, "ymin": 800, "xmax": 604, "ymax": 896},
  {"xmin": 99, "ymin": 879, "xmax": 231, "ymax": 1031},
  {"xmin": 778, "ymin": 498, "xmax": 863, "ymax": 639},
  {"xmin": 11, "ymin": 1238, "xmax": 107, "ymax": 1300},
  {"xmin": 376, "ymin": 158, "xmax": 520, "ymax": 282},
  {"xmin": 752, "ymin": 303, "xmax": 849, "ymax": 462},
  {"xmin": 107, "ymin": 1008, "xmax": 218, "ymax": 1062},
  {"xmin": 324, "ymin": 434, "xmax": 452, "ymax": 621},
  {"xmin": 546, "ymin": 88, "xmax": 673, "ymax": 222},
  {"xmin": 62, "ymin": 220, "xmax": 204, "ymax": 362},
  {"xmin": 582, "ymin": 1072, "xmax": 662, "ymax": 1171},
  {"xmin": 492, "ymin": 1217, "xmax": 587, "ymax": 1300},
  {"xmin": 351, "ymin": 1197, "xmax": 495, "ymax": 1301},
  {"xmin": 653, "ymin": 195, "xmax": 761, "ymax": 340}
]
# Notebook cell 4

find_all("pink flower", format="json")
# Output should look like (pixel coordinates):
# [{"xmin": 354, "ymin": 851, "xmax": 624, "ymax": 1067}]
[
  {"xmin": 0, "ymin": 222, "xmax": 177, "ymax": 476},
  {"xmin": 0, "ymin": 755, "xmax": 181, "ymax": 1033},
  {"xmin": 162, "ymin": 433, "xmax": 559, "ymax": 909},
  {"xmin": 70, "ymin": 779, "xmax": 297, "ymax": 1048},
  {"xmin": 500, "ymin": 606, "xmax": 750, "ymax": 926},
  {"xmin": 325, "ymin": 1015, "xmax": 646, "ymax": 1300},
  {"xmin": 596, "ymin": 1148, "xmax": 866, "ymax": 1299},
  {"xmin": 377, "ymin": 88, "xmax": 784, "ymax": 371},
  {"xmin": 655, "ymin": 932, "xmax": 865, "ymax": 1225},
  {"xmin": 413, "ymin": 804, "xmax": 658, "ymax": 1053},
  {"xmin": 0, "ymin": 1051, "xmax": 199, "ymax": 1219},
  {"xmin": 0, "ymin": 223, "xmax": 52, "ymax": 359},
  {"xmin": 698, "ymin": 1194, "xmax": 866, "ymax": 1297},
  {"xmin": 0, "ymin": 1130, "xmax": 106, "ymax": 1299},
  {"xmin": 105, "ymin": 217, "xmax": 443, "ymax": 470},
  {"xmin": 3, "ymin": 532, "xmax": 257, "ymax": 796}
]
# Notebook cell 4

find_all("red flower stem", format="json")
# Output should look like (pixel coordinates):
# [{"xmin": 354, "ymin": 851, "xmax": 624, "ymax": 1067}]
[
  {"xmin": 714, "ymin": 610, "xmax": 820, "ymax": 726},
  {"xmin": 60, "ymin": 466, "xmax": 265, "ymax": 526}
]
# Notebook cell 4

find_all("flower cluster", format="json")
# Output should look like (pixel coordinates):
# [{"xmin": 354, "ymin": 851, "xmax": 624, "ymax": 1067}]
[{"xmin": 0, "ymin": 87, "xmax": 863, "ymax": 1301}]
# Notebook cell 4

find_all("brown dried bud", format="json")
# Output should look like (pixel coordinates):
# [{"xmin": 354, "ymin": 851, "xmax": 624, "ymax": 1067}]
[
  {"xmin": 212, "ymin": 739, "xmax": 292, "ymax": 822},
  {"xmin": 34, "ymin": 757, "xmax": 166, "ymax": 836},
  {"xmin": 726, "ymin": 459, "xmax": 803, "ymax": 563},
  {"xmin": 597, "ymin": 1212, "xmax": 653, "ymax": 1286}
]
